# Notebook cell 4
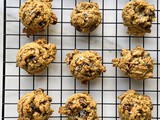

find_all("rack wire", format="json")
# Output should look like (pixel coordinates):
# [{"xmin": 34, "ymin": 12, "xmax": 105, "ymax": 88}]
[{"xmin": 2, "ymin": 0, "xmax": 160, "ymax": 119}]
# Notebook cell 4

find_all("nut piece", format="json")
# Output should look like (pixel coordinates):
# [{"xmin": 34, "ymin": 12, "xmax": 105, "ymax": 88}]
[
  {"xmin": 59, "ymin": 92, "xmax": 99, "ymax": 120},
  {"xmin": 71, "ymin": 2, "xmax": 102, "ymax": 33},
  {"xmin": 19, "ymin": 0, "xmax": 57, "ymax": 37},
  {"xmin": 65, "ymin": 50, "xmax": 106, "ymax": 84},
  {"xmin": 118, "ymin": 90, "xmax": 153, "ymax": 120},
  {"xmin": 122, "ymin": 0, "xmax": 155, "ymax": 36},
  {"xmin": 17, "ymin": 88, "xmax": 53, "ymax": 120},
  {"xmin": 16, "ymin": 38, "xmax": 57, "ymax": 74},
  {"xmin": 112, "ymin": 46, "xmax": 154, "ymax": 80}
]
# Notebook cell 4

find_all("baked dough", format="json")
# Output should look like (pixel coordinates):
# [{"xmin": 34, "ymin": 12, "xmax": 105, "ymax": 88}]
[
  {"xmin": 112, "ymin": 46, "xmax": 154, "ymax": 80},
  {"xmin": 16, "ymin": 38, "xmax": 57, "ymax": 74},
  {"xmin": 122, "ymin": 0, "xmax": 155, "ymax": 36},
  {"xmin": 65, "ymin": 50, "xmax": 106, "ymax": 84},
  {"xmin": 71, "ymin": 2, "xmax": 102, "ymax": 33},
  {"xmin": 19, "ymin": 0, "xmax": 57, "ymax": 36},
  {"xmin": 17, "ymin": 88, "xmax": 53, "ymax": 120},
  {"xmin": 118, "ymin": 90, "xmax": 153, "ymax": 120},
  {"xmin": 59, "ymin": 92, "xmax": 99, "ymax": 120}
]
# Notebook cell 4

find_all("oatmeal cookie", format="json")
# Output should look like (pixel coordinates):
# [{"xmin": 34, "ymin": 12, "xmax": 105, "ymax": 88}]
[
  {"xmin": 17, "ymin": 88, "xmax": 53, "ymax": 120},
  {"xmin": 59, "ymin": 92, "xmax": 99, "ymax": 120},
  {"xmin": 65, "ymin": 50, "xmax": 106, "ymax": 84},
  {"xmin": 118, "ymin": 90, "xmax": 153, "ymax": 120},
  {"xmin": 71, "ymin": 2, "xmax": 102, "ymax": 33},
  {"xmin": 16, "ymin": 38, "xmax": 57, "ymax": 74},
  {"xmin": 19, "ymin": 0, "xmax": 57, "ymax": 37},
  {"xmin": 122, "ymin": 0, "xmax": 155, "ymax": 36},
  {"xmin": 112, "ymin": 46, "xmax": 154, "ymax": 80}
]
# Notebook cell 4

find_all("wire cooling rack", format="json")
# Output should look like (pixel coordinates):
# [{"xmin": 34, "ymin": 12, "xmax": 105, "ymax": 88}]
[{"xmin": 2, "ymin": 0, "xmax": 160, "ymax": 119}]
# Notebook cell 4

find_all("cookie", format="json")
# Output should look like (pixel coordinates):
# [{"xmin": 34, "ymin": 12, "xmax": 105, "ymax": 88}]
[
  {"xmin": 112, "ymin": 46, "xmax": 154, "ymax": 80},
  {"xmin": 16, "ymin": 38, "xmax": 57, "ymax": 74},
  {"xmin": 71, "ymin": 2, "xmax": 102, "ymax": 33},
  {"xmin": 17, "ymin": 88, "xmax": 53, "ymax": 120},
  {"xmin": 19, "ymin": 0, "xmax": 57, "ymax": 37},
  {"xmin": 118, "ymin": 90, "xmax": 153, "ymax": 120},
  {"xmin": 122, "ymin": 0, "xmax": 155, "ymax": 36},
  {"xmin": 65, "ymin": 50, "xmax": 106, "ymax": 84},
  {"xmin": 59, "ymin": 92, "xmax": 99, "ymax": 120}
]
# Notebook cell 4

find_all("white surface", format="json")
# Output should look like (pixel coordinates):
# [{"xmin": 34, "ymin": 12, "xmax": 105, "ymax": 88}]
[
  {"xmin": 0, "ymin": 0, "xmax": 4, "ymax": 118},
  {"xmin": 2, "ymin": 0, "xmax": 160, "ymax": 119}
]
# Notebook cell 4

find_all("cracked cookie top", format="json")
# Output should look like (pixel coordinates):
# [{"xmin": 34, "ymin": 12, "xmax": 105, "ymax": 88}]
[
  {"xmin": 122, "ymin": 0, "xmax": 155, "ymax": 36},
  {"xmin": 59, "ymin": 92, "xmax": 99, "ymax": 120},
  {"xmin": 112, "ymin": 46, "xmax": 154, "ymax": 80},
  {"xmin": 17, "ymin": 88, "xmax": 53, "ymax": 120},
  {"xmin": 19, "ymin": 0, "xmax": 57, "ymax": 36},
  {"xmin": 71, "ymin": 2, "xmax": 102, "ymax": 33},
  {"xmin": 16, "ymin": 38, "xmax": 57, "ymax": 74},
  {"xmin": 65, "ymin": 50, "xmax": 106, "ymax": 84},
  {"xmin": 118, "ymin": 90, "xmax": 153, "ymax": 120}
]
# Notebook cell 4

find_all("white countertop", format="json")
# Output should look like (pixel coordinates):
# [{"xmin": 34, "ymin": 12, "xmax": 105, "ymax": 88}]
[
  {"xmin": 1, "ymin": 0, "xmax": 160, "ymax": 119},
  {"xmin": 0, "ymin": 0, "xmax": 4, "ymax": 118}
]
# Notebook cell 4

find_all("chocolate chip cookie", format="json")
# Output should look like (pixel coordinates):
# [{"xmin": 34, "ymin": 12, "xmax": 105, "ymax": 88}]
[
  {"xmin": 59, "ymin": 92, "xmax": 99, "ymax": 120},
  {"xmin": 112, "ymin": 46, "xmax": 154, "ymax": 80},
  {"xmin": 65, "ymin": 50, "xmax": 106, "ymax": 84},
  {"xmin": 19, "ymin": 0, "xmax": 57, "ymax": 37},
  {"xmin": 118, "ymin": 90, "xmax": 153, "ymax": 120},
  {"xmin": 17, "ymin": 88, "xmax": 53, "ymax": 120},
  {"xmin": 16, "ymin": 38, "xmax": 57, "ymax": 74},
  {"xmin": 122, "ymin": 0, "xmax": 155, "ymax": 36},
  {"xmin": 71, "ymin": 2, "xmax": 102, "ymax": 33}
]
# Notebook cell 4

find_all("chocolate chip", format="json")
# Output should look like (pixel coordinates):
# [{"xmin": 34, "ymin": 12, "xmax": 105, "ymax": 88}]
[
  {"xmin": 40, "ymin": 100, "xmax": 47, "ymax": 104},
  {"xmin": 51, "ymin": 19, "xmax": 57, "ymax": 25},
  {"xmin": 30, "ymin": 103, "xmax": 41, "ymax": 113},
  {"xmin": 79, "ymin": 110, "xmax": 89, "ymax": 119},
  {"xmin": 66, "ymin": 102, "xmax": 73, "ymax": 109},
  {"xmin": 89, "ymin": 26, "xmax": 96, "ymax": 32},
  {"xmin": 76, "ymin": 10, "xmax": 80, "ymax": 13},
  {"xmin": 30, "ymin": 56, "xmax": 37, "ymax": 61},
  {"xmin": 138, "ymin": 109, "xmax": 143, "ymax": 115},
  {"xmin": 139, "ymin": 7, "xmax": 145, "ymax": 13},
  {"xmin": 30, "ymin": 103, "xmax": 36, "ymax": 109},
  {"xmin": 123, "ymin": 104, "xmax": 132, "ymax": 112},
  {"xmin": 76, "ymin": 26, "xmax": 82, "ymax": 32},
  {"xmin": 139, "ymin": 23, "xmax": 145, "ymax": 27},
  {"xmin": 145, "ymin": 25, "xmax": 151, "ymax": 30},
  {"xmin": 83, "ymin": 62, "xmax": 89, "ymax": 66},
  {"xmin": 79, "ymin": 98, "xmax": 87, "ymax": 107},
  {"xmin": 35, "ymin": 11, "xmax": 40, "ymax": 18},
  {"xmin": 39, "ymin": 21, "xmax": 47, "ymax": 27}
]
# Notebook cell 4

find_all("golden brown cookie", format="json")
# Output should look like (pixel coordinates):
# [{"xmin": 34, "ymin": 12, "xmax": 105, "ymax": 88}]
[
  {"xmin": 59, "ymin": 92, "xmax": 99, "ymax": 120},
  {"xmin": 17, "ymin": 88, "xmax": 53, "ymax": 120},
  {"xmin": 65, "ymin": 50, "xmax": 106, "ymax": 84},
  {"xmin": 71, "ymin": 2, "xmax": 102, "ymax": 33},
  {"xmin": 118, "ymin": 90, "xmax": 153, "ymax": 120},
  {"xmin": 112, "ymin": 46, "xmax": 154, "ymax": 80},
  {"xmin": 16, "ymin": 38, "xmax": 57, "ymax": 74},
  {"xmin": 19, "ymin": 0, "xmax": 57, "ymax": 37},
  {"xmin": 122, "ymin": 0, "xmax": 155, "ymax": 36}
]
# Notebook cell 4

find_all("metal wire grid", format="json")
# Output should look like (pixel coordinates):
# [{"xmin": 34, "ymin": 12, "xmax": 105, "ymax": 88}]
[{"xmin": 2, "ymin": 0, "xmax": 160, "ymax": 119}]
